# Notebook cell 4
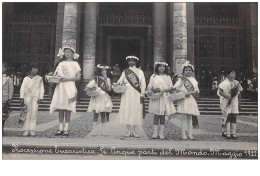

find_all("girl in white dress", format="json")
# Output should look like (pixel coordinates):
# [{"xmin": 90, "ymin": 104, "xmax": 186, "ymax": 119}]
[
  {"xmin": 173, "ymin": 61, "xmax": 200, "ymax": 140},
  {"xmin": 217, "ymin": 68, "xmax": 243, "ymax": 139},
  {"xmin": 114, "ymin": 56, "xmax": 146, "ymax": 138},
  {"xmin": 50, "ymin": 46, "xmax": 81, "ymax": 136},
  {"xmin": 85, "ymin": 64, "xmax": 113, "ymax": 136},
  {"xmin": 20, "ymin": 65, "xmax": 44, "ymax": 137},
  {"xmin": 146, "ymin": 61, "xmax": 176, "ymax": 139}
]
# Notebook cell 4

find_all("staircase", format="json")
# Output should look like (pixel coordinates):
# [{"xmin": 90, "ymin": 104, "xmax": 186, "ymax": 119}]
[{"xmin": 10, "ymin": 94, "xmax": 257, "ymax": 116}]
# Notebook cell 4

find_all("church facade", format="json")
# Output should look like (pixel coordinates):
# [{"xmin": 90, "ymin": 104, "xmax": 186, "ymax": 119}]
[{"xmin": 2, "ymin": 2, "xmax": 258, "ymax": 96}]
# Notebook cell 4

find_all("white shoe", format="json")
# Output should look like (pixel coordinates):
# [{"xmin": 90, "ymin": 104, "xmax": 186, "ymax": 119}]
[
  {"xmin": 132, "ymin": 130, "xmax": 140, "ymax": 138},
  {"xmin": 181, "ymin": 131, "xmax": 187, "ymax": 140},
  {"xmin": 30, "ymin": 130, "xmax": 36, "ymax": 137},
  {"xmin": 188, "ymin": 133, "xmax": 194, "ymax": 140},
  {"xmin": 159, "ymin": 133, "xmax": 165, "ymax": 140},
  {"xmin": 23, "ymin": 130, "xmax": 29, "ymax": 137},
  {"xmin": 159, "ymin": 125, "xmax": 165, "ymax": 140},
  {"xmin": 124, "ymin": 130, "xmax": 131, "ymax": 137},
  {"xmin": 152, "ymin": 125, "xmax": 158, "ymax": 139},
  {"xmin": 91, "ymin": 122, "xmax": 97, "ymax": 136}
]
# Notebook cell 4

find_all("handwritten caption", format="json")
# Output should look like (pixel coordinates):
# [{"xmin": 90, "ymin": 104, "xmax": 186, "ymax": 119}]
[{"xmin": 10, "ymin": 143, "xmax": 257, "ymax": 159}]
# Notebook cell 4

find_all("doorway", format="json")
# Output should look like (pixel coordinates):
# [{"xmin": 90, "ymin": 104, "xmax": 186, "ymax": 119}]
[{"xmin": 110, "ymin": 39, "xmax": 140, "ymax": 70}]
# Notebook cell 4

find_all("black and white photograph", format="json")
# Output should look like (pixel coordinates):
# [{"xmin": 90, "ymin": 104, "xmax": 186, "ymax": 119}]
[{"xmin": 1, "ymin": 0, "xmax": 258, "ymax": 164}]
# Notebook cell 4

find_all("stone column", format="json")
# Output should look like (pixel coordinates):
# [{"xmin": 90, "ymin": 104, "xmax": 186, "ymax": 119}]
[
  {"xmin": 62, "ymin": 3, "xmax": 78, "ymax": 49},
  {"xmin": 83, "ymin": 3, "xmax": 97, "ymax": 80},
  {"xmin": 172, "ymin": 3, "xmax": 187, "ymax": 76},
  {"xmin": 153, "ymin": 3, "xmax": 167, "ymax": 63},
  {"xmin": 250, "ymin": 3, "xmax": 258, "ymax": 74}
]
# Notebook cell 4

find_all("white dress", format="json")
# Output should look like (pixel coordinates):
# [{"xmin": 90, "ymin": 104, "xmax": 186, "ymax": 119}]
[
  {"xmin": 147, "ymin": 74, "xmax": 176, "ymax": 116},
  {"xmin": 117, "ymin": 66, "xmax": 146, "ymax": 126},
  {"xmin": 50, "ymin": 61, "xmax": 81, "ymax": 114},
  {"xmin": 217, "ymin": 79, "xmax": 243, "ymax": 125},
  {"xmin": 173, "ymin": 77, "xmax": 200, "ymax": 116},
  {"xmin": 87, "ymin": 77, "xmax": 113, "ymax": 113}
]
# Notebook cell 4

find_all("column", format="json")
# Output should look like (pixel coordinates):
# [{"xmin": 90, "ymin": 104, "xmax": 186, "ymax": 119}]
[
  {"xmin": 250, "ymin": 3, "xmax": 258, "ymax": 74},
  {"xmin": 62, "ymin": 3, "xmax": 78, "ymax": 48},
  {"xmin": 153, "ymin": 3, "xmax": 167, "ymax": 63},
  {"xmin": 172, "ymin": 3, "xmax": 187, "ymax": 76},
  {"xmin": 83, "ymin": 3, "xmax": 97, "ymax": 80}
]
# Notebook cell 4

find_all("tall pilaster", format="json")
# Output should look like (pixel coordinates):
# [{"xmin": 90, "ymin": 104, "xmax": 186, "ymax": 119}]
[
  {"xmin": 153, "ymin": 3, "xmax": 167, "ymax": 63},
  {"xmin": 172, "ymin": 3, "xmax": 187, "ymax": 76},
  {"xmin": 83, "ymin": 2, "xmax": 97, "ymax": 80}
]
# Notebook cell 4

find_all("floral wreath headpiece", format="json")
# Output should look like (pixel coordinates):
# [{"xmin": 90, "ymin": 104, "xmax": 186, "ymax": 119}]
[
  {"xmin": 57, "ymin": 46, "xmax": 80, "ymax": 60},
  {"xmin": 155, "ymin": 61, "xmax": 168, "ymax": 66},
  {"xmin": 181, "ymin": 61, "xmax": 194, "ymax": 71},
  {"xmin": 97, "ymin": 64, "xmax": 110, "ymax": 69},
  {"xmin": 126, "ymin": 56, "xmax": 139, "ymax": 61}
]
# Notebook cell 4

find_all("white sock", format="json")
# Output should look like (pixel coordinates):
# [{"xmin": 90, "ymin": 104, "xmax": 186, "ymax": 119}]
[
  {"xmin": 64, "ymin": 123, "xmax": 70, "ymax": 131},
  {"xmin": 59, "ymin": 123, "xmax": 63, "ymax": 131}
]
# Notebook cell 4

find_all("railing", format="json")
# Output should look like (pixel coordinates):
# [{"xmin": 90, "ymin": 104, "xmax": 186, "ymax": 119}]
[{"xmin": 12, "ymin": 11, "xmax": 56, "ymax": 23}]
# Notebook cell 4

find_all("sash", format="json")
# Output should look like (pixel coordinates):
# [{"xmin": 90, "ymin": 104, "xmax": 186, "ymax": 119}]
[
  {"xmin": 181, "ymin": 77, "xmax": 199, "ymax": 128},
  {"xmin": 92, "ymin": 76, "xmax": 108, "ymax": 92},
  {"xmin": 125, "ymin": 68, "xmax": 141, "ymax": 94},
  {"xmin": 181, "ymin": 77, "xmax": 194, "ymax": 92}
]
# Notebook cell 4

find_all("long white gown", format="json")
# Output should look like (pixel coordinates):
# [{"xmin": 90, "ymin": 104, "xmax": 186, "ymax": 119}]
[{"xmin": 116, "ymin": 66, "xmax": 146, "ymax": 126}]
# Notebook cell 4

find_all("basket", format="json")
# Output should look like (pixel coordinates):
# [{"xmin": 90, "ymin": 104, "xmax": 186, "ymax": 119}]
[
  {"xmin": 146, "ymin": 92, "xmax": 161, "ymax": 100},
  {"xmin": 170, "ymin": 92, "xmax": 186, "ymax": 102},
  {"xmin": 112, "ymin": 85, "xmax": 127, "ymax": 93},
  {"xmin": 46, "ymin": 75, "xmax": 62, "ymax": 84},
  {"xmin": 84, "ymin": 87, "xmax": 101, "ymax": 97}
]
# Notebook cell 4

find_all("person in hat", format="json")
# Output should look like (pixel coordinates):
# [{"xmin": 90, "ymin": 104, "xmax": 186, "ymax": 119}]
[
  {"xmin": 172, "ymin": 61, "xmax": 200, "ymax": 140},
  {"xmin": 2, "ymin": 62, "xmax": 14, "ymax": 136},
  {"xmin": 146, "ymin": 61, "xmax": 176, "ymax": 140},
  {"xmin": 20, "ymin": 64, "xmax": 44, "ymax": 137},
  {"xmin": 85, "ymin": 64, "xmax": 113, "ymax": 136},
  {"xmin": 114, "ymin": 55, "xmax": 146, "ymax": 138},
  {"xmin": 50, "ymin": 46, "xmax": 81, "ymax": 136}
]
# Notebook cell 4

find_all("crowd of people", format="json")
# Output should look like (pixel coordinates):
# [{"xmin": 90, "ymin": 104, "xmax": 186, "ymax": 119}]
[{"xmin": 2, "ymin": 46, "xmax": 253, "ymax": 141}]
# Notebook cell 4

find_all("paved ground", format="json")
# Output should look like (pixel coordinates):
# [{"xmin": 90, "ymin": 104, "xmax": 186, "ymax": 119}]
[{"xmin": 2, "ymin": 111, "xmax": 258, "ymax": 159}]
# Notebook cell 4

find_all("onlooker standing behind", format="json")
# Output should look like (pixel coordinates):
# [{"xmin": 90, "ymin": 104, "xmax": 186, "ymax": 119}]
[{"xmin": 2, "ymin": 62, "xmax": 14, "ymax": 135}]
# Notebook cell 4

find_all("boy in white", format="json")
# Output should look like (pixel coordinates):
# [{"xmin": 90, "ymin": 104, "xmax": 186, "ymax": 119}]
[
  {"xmin": 20, "ymin": 65, "xmax": 44, "ymax": 136},
  {"xmin": 217, "ymin": 69, "xmax": 243, "ymax": 139}
]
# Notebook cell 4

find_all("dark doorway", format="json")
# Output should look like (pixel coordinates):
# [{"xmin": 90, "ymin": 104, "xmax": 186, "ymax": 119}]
[{"xmin": 111, "ymin": 39, "xmax": 140, "ymax": 70}]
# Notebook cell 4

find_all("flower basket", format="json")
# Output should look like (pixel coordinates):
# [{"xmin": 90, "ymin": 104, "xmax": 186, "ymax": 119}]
[
  {"xmin": 146, "ymin": 92, "xmax": 161, "ymax": 100},
  {"xmin": 46, "ymin": 75, "xmax": 61, "ymax": 84},
  {"xmin": 170, "ymin": 92, "xmax": 186, "ymax": 101},
  {"xmin": 112, "ymin": 85, "xmax": 126, "ymax": 93}
]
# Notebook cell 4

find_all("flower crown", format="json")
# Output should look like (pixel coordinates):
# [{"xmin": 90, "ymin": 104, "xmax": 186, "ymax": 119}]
[
  {"xmin": 97, "ymin": 64, "xmax": 109, "ymax": 69},
  {"xmin": 126, "ymin": 56, "xmax": 139, "ymax": 61},
  {"xmin": 181, "ymin": 61, "xmax": 194, "ymax": 71},
  {"xmin": 155, "ymin": 61, "xmax": 168, "ymax": 66},
  {"xmin": 57, "ymin": 46, "xmax": 80, "ymax": 60}
]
